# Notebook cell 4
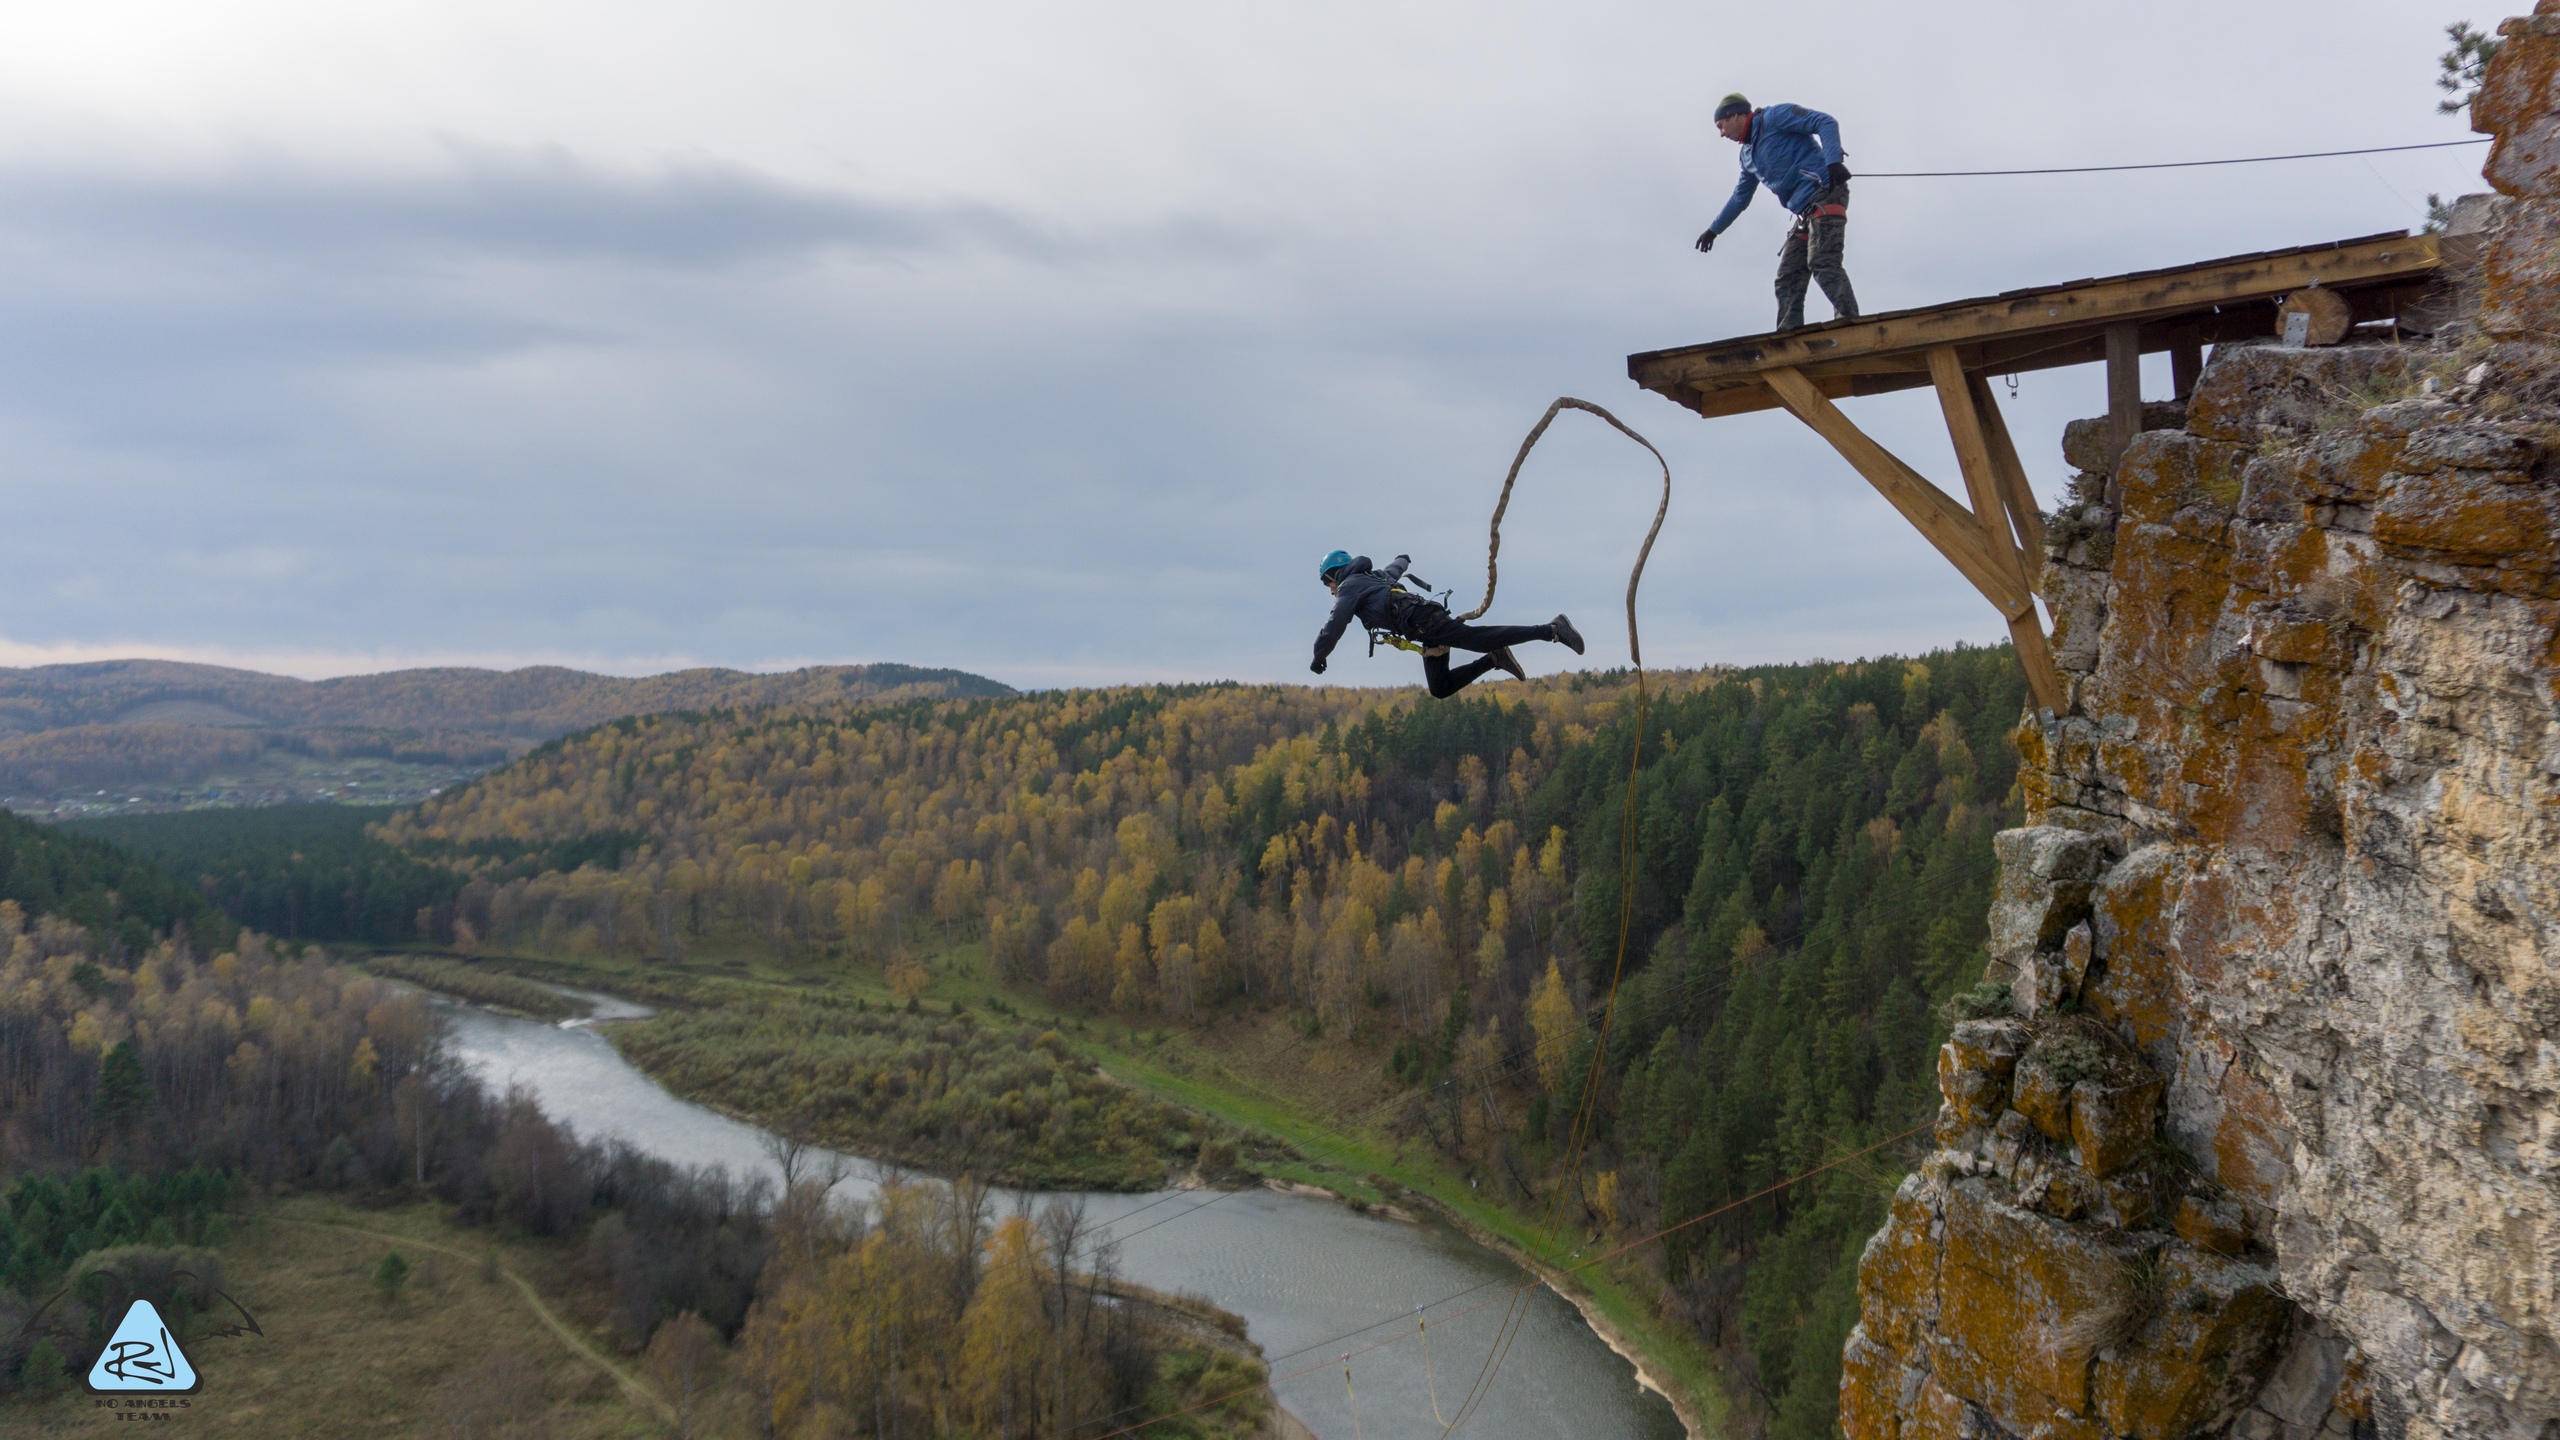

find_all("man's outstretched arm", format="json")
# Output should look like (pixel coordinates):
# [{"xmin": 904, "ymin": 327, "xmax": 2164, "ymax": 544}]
[
  {"xmin": 1698, "ymin": 171, "xmax": 1757, "ymax": 250},
  {"xmin": 1312, "ymin": 590, "xmax": 1361, "ymax": 673}
]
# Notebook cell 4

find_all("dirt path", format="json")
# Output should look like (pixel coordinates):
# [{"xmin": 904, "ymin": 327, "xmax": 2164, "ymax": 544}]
[{"xmin": 279, "ymin": 1215, "xmax": 674, "ymax": 1423}]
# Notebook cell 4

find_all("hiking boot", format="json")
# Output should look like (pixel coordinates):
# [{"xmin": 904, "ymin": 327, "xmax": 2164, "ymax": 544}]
[
  {"xmin": 1550, "ymin": 615, "xmax": 1585, "ymax": 655},
  {"xmin": 1492, "ymin": 646, "xmax": 1528, "ymax": 681}
]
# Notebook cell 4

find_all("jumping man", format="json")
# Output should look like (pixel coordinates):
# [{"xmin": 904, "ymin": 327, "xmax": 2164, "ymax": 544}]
[
  {"xmin": 1693, "ymin": 93, "xmax": 1860, "ymax": 332},
  {"xmin": 1309, "ymin": 551, "xmax": 1584, "ymax": 699}
]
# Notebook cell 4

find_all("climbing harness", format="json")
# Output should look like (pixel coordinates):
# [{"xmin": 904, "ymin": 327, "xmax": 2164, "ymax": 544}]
[{"xmin": 1363, "ymin": 573, "xmax": 1459, "ymax": 659}]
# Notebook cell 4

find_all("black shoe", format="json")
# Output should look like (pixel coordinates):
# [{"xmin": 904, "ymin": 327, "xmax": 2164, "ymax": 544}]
[
  {"xmin": 1492, "ymin": 646, "xmax": 1527, "ymax": 681},
  {"xmin": 1550, "ymin": 615, "xmax": 1585, "ymax": 655}
]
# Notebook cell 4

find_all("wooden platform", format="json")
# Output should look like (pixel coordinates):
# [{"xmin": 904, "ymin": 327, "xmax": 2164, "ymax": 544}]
[{"xmin": 1625, "ymin": 231, "xmax": 2444, "ymax": 712}]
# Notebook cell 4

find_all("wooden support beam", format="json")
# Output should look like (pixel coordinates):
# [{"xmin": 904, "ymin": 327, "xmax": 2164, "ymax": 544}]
[
  {"xmin": 1927, "ymin": 350, "xmax": 2064, "ymax": 714},
  {"xmin": 1761, "ymin": 365, "xmax": 2034, "ymax": 622},
  {"xmin": 2170, "ymin": 332, "xmax": 2204, "ymax": 399},
  {"xmin": 1927, "ymin": 349, "xmax": 2031, "ymax": 589},
  {"xmin": 2104, "ymin": 322, "xmax": 2145, "ymax": 486},
  {"xmin": 1966, "ymin": 373, "xmax": 2048, "ymax": 567}
]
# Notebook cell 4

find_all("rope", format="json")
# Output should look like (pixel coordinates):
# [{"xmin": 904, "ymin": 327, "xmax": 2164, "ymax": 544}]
[
  {"xmin": 1458, "ymin": 397, "xmax": 1672, "ymax": 671},
  {"xmin": 1435, "ymin": 399, "xmax": 1669, "ymax": 1437},
  {"xmin": 1343, "ymin": 1355, "xmax": 1365, "ymax": 1440},
  {"xmin": 1859, "ymin": 136, "xmax": 2487, "ymax": 178},
  {"xmin": 1419, "ymin": 1309, "xmax": 1450, "ymax": 1426}
]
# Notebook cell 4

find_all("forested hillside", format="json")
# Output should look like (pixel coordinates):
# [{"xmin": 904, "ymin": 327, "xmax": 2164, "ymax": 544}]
[
  {"xmin": 64, "ymin": 805, "xmax": 462, "ymax": 944},
  {"xmin": 0, "ymin": 806, "xmax": 235, "ymax": 955},
  {"xmin": 382, "ymin": 645, "xmax": 2026, "ymax": 1435},
  {"xmin": 0, "ymin": 835, "xmax": 1243, "ymax": 1437},
  {"xmin": 0, "ymin": 660, "xmax": 1015, "ymax": 812}
]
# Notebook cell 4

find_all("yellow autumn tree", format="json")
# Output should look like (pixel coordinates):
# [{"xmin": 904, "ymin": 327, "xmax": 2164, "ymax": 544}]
[
  {"xmin": 1527, "ymin": 959, "xmax": 1583, "ymax": 1093},
  {"xmin": 959, "ymin": 1215, "xmax": 1049, "ymax": 1435}
]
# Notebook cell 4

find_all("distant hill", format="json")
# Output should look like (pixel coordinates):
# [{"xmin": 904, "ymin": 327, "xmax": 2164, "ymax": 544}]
[
  {"xmin": 0, "ymin": 660, "xmax": 1015, "ymax": 814},
  {"xmin": 0, "ymin": 659, "xmax": 1015, "ymax": 737}
]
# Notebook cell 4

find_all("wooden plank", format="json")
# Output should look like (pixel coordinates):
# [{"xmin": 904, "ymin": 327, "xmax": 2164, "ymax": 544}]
[
  {"xmin": 1927, "ymin": 347, "xmax": 2032, "ymax": 592},
  {"xmin": 1761, "ymin": 366, "xmax": 2032, "ymax": 619},
  {"xmin": 1967, "ymin": 372, "xmax": 2049, "ymax": 567},
  {"xmin": 1629, "ymin": 233, "xmax": 2437, "ymax": 396},
  {"xmin": 2105, "ymin": 322, "xmax": 2144, "ymax": 477},
  {"xmin": 1672, "ymin": 302, "xmax": 2273, "ymax": 419}
]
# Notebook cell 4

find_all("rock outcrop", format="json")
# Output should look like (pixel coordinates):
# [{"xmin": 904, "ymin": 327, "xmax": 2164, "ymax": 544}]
[{"xmin": 1837, "ymin": 12, "xmax": 2560, "ymax": 1439}]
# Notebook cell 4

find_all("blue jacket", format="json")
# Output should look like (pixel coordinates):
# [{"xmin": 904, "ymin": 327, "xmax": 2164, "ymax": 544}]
[{"xmin": 1705, "ymin": 104, "xmax": 1845, "ymax": 236}]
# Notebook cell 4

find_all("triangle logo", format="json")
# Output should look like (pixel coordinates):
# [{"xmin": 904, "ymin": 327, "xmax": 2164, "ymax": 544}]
[{"xmin": 84, "ymin": 1298, "xmax": 201, "ymax": 1394}]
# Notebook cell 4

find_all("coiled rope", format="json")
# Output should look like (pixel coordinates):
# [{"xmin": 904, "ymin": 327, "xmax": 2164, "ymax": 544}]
[{"xmin": 1458, "ymin": 396, "xmax": 1672, "ymax": 669}]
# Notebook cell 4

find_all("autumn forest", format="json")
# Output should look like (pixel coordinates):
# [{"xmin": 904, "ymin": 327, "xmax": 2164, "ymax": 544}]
[{"xmin": 3, "ymin": 644, "xmax": 2024, "ymax": 1439}]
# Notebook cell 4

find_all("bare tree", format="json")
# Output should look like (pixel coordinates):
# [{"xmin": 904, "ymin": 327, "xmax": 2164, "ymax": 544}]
[{"xmin": 756, "ymin": 1125, "xmax": 813, "ymax": 1193}]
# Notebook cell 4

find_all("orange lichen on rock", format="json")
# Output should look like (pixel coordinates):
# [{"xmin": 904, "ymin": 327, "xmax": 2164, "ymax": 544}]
[{"xmin": 1838, "ymin": 24, "xmax": 2560, "ymax": 1434}]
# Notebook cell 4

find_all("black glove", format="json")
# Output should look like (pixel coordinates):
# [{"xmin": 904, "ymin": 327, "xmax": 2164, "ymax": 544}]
[
  {"xmin": 1827, "ymin": 162, "xmax": 1851, "ymax": 188},
  {"xmin": 1693, "ymin": 228, "xmax": 1716, "ymax": 253},
  {"xmin": 1310, "ymin": 657, "xmax": 1327, "ymax": 675}
]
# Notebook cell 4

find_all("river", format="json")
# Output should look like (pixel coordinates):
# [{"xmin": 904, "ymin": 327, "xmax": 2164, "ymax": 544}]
[{"xmin": 438, "ymin": 989, "xmax": 1689, "ymax": 1440}]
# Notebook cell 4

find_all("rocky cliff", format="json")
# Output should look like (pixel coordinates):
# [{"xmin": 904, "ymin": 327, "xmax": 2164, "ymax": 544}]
[{"xmin": 1836, "ymin": 14, "xmax": 2560, "ymax": 1440}]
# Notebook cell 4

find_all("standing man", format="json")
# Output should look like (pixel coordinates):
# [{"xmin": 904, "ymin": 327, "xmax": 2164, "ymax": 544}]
[{"xmin": 1693, "ymin": 93, "xmax": 1860, "ymax": 332}]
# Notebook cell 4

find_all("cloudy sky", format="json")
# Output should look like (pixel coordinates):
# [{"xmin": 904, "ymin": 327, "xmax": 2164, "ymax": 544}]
[{"xmin": 0, "ymin": 1, "xmax": 2500, "ymax": 688}]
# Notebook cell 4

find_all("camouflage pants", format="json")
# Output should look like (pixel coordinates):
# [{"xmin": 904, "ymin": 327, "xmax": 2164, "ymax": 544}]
[{"xmin": 1775, "ymin": 183, "xmax": 1859, "ymax": 331}]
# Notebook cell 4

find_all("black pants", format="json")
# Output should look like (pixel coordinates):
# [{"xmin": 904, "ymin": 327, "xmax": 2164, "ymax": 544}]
[
  {"xmin": 1408, "ymin": 613, "xmax": 1554, "ymax": 699},
  {"xmin": 1775, "ymin": 183, "xmax": 1858, "ymax": 331}
]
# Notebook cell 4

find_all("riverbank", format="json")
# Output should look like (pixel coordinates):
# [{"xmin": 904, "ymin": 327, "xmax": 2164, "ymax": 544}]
[
  {"xmin": 389, "ymin": 943, "xmax": 1727, "ymax": 1436},
  {"xmin": 1080, "ymin": 1025, "xmax": 1728, "ymax": 1440}
]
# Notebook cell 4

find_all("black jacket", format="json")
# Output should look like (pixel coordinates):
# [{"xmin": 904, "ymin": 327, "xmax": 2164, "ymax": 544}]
[{"xmin": 1312, "ymin": 554, "xmax": 1412, "ymax": 665}]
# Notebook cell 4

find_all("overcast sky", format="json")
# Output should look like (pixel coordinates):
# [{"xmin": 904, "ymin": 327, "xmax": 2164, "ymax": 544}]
[{"xmin": 0, "ymin": 1, "xmax": 2501, "ymax": 689}]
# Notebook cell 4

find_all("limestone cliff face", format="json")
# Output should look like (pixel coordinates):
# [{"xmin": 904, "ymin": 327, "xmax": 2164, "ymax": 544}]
[{"xmin": 1836, "ymin": 13, "xmax": 2560, "ymax": 1440}]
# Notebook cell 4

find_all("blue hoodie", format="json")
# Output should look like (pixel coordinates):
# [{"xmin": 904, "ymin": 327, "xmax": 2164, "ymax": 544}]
[{"xmin": 1704, "ymin": 104, "xmax": 1846, "ymax": 236}]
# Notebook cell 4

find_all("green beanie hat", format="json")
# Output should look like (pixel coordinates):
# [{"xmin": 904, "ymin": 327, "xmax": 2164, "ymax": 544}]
[{"xmin": 1714, "ymin": 93, "xmax": 1752, "ymax": 121}]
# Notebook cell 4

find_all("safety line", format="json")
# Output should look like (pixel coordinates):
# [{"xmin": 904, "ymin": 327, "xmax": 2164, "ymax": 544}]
[
  {"xmin": 1075, "ymin": 1119, "xmax": 1933, "ymax": 1440},
  {"xmin": 1419, "ymin": 1308, "xmax": 1452, "ymax": 1425},
  {"xmin": 1860, "ymin": 136, "xmax": 2487, "ymax": 177},
  {"xmin": 1439, "ymin": 398, "xmax": 1668, "ymax": 1438}
]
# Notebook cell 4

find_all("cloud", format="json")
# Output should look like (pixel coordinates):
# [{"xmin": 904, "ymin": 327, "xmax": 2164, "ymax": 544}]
[{"xmin": 0, "ymin": 0, "xmax": 2501, "ymax": 687}]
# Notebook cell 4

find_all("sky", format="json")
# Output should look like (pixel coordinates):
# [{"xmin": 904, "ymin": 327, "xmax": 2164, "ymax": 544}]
[{"xmin": 0, "ymin": 1, "xmax": 2504, "ymax": 690}]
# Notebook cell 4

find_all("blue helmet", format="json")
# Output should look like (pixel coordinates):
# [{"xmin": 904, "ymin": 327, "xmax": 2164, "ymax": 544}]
[{"xmin": 1319, "ymin": 549, "xmax": 1352, "ymax": 582}]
